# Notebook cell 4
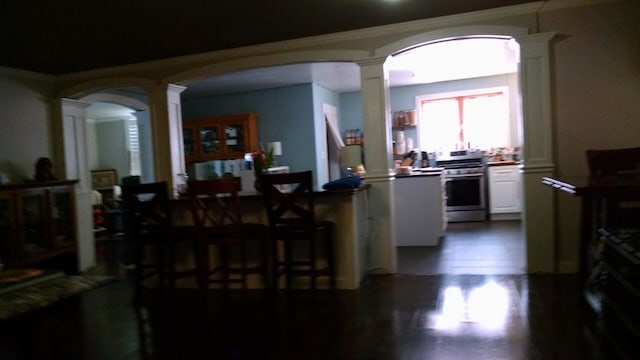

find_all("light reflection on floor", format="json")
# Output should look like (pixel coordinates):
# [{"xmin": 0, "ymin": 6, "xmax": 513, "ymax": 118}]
[{"xmin": 428, "ymin": 279, "xmax": 511, "ymax": 333}]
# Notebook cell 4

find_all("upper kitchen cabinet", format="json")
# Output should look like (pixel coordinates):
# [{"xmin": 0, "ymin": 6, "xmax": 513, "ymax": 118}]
[{"xmin": 183, "ymin": 113, "xmax": 259, "ymax": 163}]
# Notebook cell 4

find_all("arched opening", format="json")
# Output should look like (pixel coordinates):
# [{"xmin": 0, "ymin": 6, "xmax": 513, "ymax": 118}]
[{"xmin": 386, "ymin": 37, "xmax": 525, "ymax": 275}]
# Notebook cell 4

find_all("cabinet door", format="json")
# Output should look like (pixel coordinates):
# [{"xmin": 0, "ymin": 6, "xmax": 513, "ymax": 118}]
[
  {"xmin": 199, "ymin": 123, "xmax": 222, "ymax": 156},
  {"xmin": 50, "ymin": 187, "xmax": 76, "ymax": 248},
  {"xmin": 223, "ymin": 121, "xmax": 247, "ymax": 155},
  {"xmin": 16, "ymin": 189, "xmax": 49, "ymax": 256},
  {"xmin": 489, "ymin": 166, "xmax": 521, "ymax": 214},
  {"xmin": 184, "ymin": 113, "xmax": 258, "ymax": 162},
  {"xmin": 183, "ymin": 125, "xmax": 197, "ymax": 161},
  {"xmin": 0, "ymin": 192, "xmax": 16, "ymax": 263}
]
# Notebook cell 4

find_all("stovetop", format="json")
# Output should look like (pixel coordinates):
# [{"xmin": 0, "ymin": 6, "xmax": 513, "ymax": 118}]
[{"xmin": 436, "ymin": 149, "xmax": 485, "ymax": 174}]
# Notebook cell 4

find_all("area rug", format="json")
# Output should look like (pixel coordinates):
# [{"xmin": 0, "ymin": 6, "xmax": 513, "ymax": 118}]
[{"xmin": 0, "ymin": 271, "xmax": 115, "ymax": 321}]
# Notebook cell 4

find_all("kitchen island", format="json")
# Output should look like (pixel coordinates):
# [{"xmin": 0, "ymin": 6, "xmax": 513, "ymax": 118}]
[
  {"xmin": 393, "ymin": 170, "xmax": 445, "ymax": 246},
  {"xmin": 170, "ymin": 184, "xmax": 371, "ymax": 290}
]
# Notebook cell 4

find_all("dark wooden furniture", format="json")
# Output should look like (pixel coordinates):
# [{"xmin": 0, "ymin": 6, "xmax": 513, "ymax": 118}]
[
  {"xmin": 187, "ymin": 178, "xmax": 270, "ymax": 290},
  {"xmin": 586, "ymin": 147, "xmax": 640, "ymax": 177},
  {"xmin": 121, "ymin": 181, "xmax": 197, "ymax": 303},
  {"xmin": 182, "ymin": 113, "xmax": 258, "ymax": 163},
  {"xmin": 260, "ymin": 170, "xmax": 336, "ymax": 292},
  {"xmin": 542, "ymin": 148, "xmax": 640, "ymax": 359},
  {"xmin": 0, "ymin": 180, "xmax": 78, "ymax": 273}
]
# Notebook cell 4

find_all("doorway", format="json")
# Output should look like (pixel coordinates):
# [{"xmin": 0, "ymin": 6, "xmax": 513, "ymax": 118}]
[{"xmin": 391, "ymin": 37, "xmax": 525, "ymax": 275}]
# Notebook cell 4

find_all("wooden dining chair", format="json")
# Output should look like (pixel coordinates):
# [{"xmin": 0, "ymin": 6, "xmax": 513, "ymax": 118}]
[
  {"xmin": 187, "ymin": 177, "xmax": 270, "ymax": 291},
  {"xmin": 259, "ymin": 170, "xmax": 336, "ymax": 293},
  {"xmin": 586, "ymin": 147, "xmax": 640, "ymax": 177},
  {"xmin": 121, "ymin": 181, "xmax": 197, "ymax": 304},
  {"xmin": 586, "ymin": 147, "xmax": 640, "ymax": 228}
]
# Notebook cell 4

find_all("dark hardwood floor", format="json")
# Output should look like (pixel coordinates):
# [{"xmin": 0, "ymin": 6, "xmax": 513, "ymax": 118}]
[
  {"xmin": 397, "ymin": 220, "xmax": 525, "ymax": 275},
  {"xmin": 0, "ymin": 221, "xmax": 607, "ymax": 360}
]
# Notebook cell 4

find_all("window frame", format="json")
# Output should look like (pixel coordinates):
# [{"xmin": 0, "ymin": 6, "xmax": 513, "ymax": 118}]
[{"xmin": 415, "ymin": 86, "xmax": 510, "ymax": 152}]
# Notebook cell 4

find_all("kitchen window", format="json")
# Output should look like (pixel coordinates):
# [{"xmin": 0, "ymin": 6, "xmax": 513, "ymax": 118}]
[{"xmin": 417, "ymin": 87, "xmax": 509, "ymax": 152}]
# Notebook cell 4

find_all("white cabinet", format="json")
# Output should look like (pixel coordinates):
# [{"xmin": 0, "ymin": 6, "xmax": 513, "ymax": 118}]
[
  {"xmin": 488, "ymin": 165, "xmax": 522, "ymax": 219},
  {"xmin": 394, "ymin": 174, "xmax": 444, "ymax": 246}
]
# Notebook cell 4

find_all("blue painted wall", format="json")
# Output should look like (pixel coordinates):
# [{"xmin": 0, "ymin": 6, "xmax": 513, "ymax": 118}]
[
  {"xmin": 182, "ymin": 84, "xmax": 321, "ymax": 184},
  {"xmin": 180, "ymin": 73, "xmax": 516, "ymax": 184}
]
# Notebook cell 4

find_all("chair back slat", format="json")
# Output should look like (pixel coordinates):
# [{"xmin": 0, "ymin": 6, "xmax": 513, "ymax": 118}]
[
  {"xmin": 260, "ymin": 171, "xmax": 315, "ymax": 227},
  {"xmin": 187, "ymin": 178, "xmax": 244, "ymax": 231},
  {"xmin": 586, "ymin": 147, "xmax": 640, "ymax": 176},
  {"xmin": 121, "ymin": 182, "xmax": 173, "ymax": 235}
]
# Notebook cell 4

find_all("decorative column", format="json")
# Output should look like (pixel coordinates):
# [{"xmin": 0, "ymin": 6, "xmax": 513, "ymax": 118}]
[
  {"xmin": 516, "ymin": 32, "xmax": 557, "ymax": 273},
  {"xmin": 53, "ymin": 98, "xmax": 94, "ymax": 271},
  {"xmin": 357, "ymin": 57, "xmax": 396, "ymax": 274},
  {"xmin": 147, "ymin": 84, "xmax": 187, "ymax": 196}
]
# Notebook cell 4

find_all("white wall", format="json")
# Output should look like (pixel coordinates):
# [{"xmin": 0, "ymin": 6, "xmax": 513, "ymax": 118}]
[{"xmin": 0, "ymin": 67, "xmax": 55, "ymax": 183}]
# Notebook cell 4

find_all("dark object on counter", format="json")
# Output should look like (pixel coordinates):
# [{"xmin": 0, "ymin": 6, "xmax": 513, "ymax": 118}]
[
  {"xmin": 34, "ymin": 157, "xmax": 57, "ymax": 182},
  {"xmin": 421, "ymin": 151, "xmax": 429, "ymax": 168},
  {"xmin": 322, "ymin": 176, "xmax": 362, "ymax": 191},
  {"xmin": 401, "ymin": 151, "xmax": 417, "ymax": 167}
]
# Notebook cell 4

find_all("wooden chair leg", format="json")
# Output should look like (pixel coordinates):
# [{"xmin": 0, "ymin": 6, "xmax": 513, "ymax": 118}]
[
  {"xmin": 310, "ymin": 235, "xmax": 317, "ymax": 292},
  {"xmin": 325, "ymin": 230, "xmax": 336, "ymax": 292}
]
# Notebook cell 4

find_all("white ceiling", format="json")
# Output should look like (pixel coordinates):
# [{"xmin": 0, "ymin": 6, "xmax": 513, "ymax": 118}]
[{"xmin": 88, "ymin": 38, "xmax": 518, "ymax": 118}]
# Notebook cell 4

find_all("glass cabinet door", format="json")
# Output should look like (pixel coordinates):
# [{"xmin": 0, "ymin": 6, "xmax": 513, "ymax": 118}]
[
  {"xmin": 183, "ymin": 126, "xmax": 196, "ymax": 157},
  {"xmin": 0, "ymin": 193, "xmax": 14, "ymax": 262},
  {"xmin": 51, "ymin": 189, "xmax": 75, "ymax": 247},
  {"xmin": 224, "ymin": 123, "xmax": 246, "ymax": 153},
  {"xmin": 200, "ymin": 125, "xmax": 221, "ymax": 155},
  {"xmin": 18, "ymin": 191, "xmax": 47, "ymax": 254}
]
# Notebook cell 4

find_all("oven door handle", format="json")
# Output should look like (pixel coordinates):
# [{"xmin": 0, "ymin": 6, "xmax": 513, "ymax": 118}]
[{"xmin": 445, "ymin": 173, "xmax": 484, "ymax": 179}]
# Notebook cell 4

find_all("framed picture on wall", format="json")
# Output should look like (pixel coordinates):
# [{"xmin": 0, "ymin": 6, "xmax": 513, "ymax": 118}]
[{"xmin": 91, "ymin": 169, "xmax": 118, "ymax": 190}]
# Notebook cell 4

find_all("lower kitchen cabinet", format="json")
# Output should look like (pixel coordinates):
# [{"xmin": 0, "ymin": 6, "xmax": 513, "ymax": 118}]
[
  {"xmin": 394, "ymin": 174, "xmax": 444, "ymax": 246},
  {"xmin": 488, "ymin": 165, "xmax": 521, "ymax": 220}
]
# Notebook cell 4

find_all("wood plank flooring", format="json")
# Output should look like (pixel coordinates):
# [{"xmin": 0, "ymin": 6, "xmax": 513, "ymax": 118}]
[
  {"xmin": 0, "ymin": 220, "xmax": 608, "ymax": 360},
  {"xmin": 397, "ymin": 220, "xmax": 525, "ymax": 275}
]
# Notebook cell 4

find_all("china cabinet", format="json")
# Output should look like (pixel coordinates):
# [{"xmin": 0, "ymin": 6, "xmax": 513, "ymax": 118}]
[
  {"xmin": 183, "ymin": 113, "xmax": 258, "ymax": 163},
  {"xmin": 0, "ymin": 180, "xmax": 78, "ymax": 272}
]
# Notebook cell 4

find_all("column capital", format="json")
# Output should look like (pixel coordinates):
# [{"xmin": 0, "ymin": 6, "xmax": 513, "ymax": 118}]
[
  {"xmin": 514, "ymin": 32, "xmax": 557, "ymax": 47},
  {"xmin": 53, "ymin": 98, "xmax": 91, "ymax": 109},
  {"xmin": 147, "ymin": 83, "xmax": 187, "ymax": 96},
  {"xmin": 355, "ymin": 56, "xmax": 389, "ymax": 68}
]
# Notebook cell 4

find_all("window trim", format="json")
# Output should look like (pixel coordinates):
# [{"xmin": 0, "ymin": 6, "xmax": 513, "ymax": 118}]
[{"xmin": 415, "ymin": 86, "xmax": 509, "ymax": 151}]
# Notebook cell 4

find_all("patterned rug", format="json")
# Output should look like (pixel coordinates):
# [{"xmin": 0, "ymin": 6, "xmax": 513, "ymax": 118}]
[{"xmin": 0, "ymin": 271, "xmax": 115, "ymax": 321}]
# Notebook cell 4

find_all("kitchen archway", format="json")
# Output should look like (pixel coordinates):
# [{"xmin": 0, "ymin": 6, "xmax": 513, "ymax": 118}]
[{"xmin": 388, "ymin": 37, "xmax": 526, "ymax": 276}]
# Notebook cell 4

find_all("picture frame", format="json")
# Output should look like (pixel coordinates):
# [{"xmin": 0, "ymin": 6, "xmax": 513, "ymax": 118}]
[{"xmin": 91, "ymin": 169, "xmax": 118, "ymax": 190}]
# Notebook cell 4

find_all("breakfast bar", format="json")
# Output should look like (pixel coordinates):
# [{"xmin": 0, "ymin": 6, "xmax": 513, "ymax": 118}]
[{"xmin": 169, "ymin": 184, "xmax": 371, "ymax": 290}]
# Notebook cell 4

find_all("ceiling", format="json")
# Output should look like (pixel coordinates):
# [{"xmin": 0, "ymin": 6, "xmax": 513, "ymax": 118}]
[
  {"xmin": 89, "ymin": 37, "xmax": 519, "ymax": 118},
  {"xmin": 0, "ymin": 0, "xmax": 533, "ymax": 75},
  {"xmin": 180, "ymin": 37, "xmax": 519, "ymax": 99}
]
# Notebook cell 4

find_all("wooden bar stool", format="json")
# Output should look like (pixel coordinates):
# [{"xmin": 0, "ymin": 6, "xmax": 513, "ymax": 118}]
[
  {"xmin": 187, "ymin": 177, "xmax": 270, "ymax": 291},
  {"xmin": 259, "ymin": 170, "xmax": 336, "ymax": 292},
  {"xmin": 121, "ymin": 181, "xmax": 197, "ymax": 304}
]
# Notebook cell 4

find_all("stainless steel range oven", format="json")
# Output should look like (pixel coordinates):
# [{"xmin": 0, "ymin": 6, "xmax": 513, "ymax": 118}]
[{"xmin": 436, "ymin": 149, "xmax": 487, "ymax": 222}]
